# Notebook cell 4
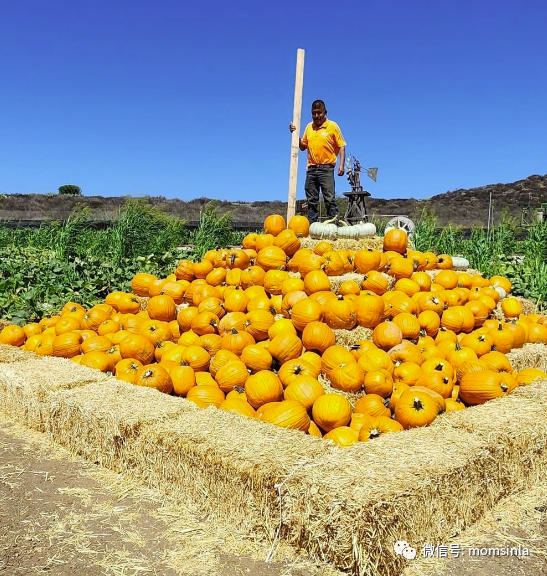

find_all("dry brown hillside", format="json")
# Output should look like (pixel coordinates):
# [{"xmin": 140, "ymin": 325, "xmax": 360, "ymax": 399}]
[{"xmin": 1, "ymin": 174, "xmax": 546, "ymax": 227}]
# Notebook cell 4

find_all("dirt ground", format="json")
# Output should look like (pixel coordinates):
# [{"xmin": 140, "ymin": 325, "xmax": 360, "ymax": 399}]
[
  {"xmin": 403, "ymin": 481, "xmax": 547, "ymax": 576},
  {"xmin": 0, "ymin": 415, "xmax": 336, "ymax": 576},
  {"xmin": 1, "ymin": 412, "xmax": 547, "ymax": 576}
]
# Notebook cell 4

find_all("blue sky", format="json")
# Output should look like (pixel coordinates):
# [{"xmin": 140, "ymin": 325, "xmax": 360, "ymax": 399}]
[{"xmin": 1, "ymin": 0, "xmax": 546, "ymax": 202}]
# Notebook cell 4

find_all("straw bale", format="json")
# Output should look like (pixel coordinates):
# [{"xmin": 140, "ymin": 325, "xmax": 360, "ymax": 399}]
[
  {"xmin": 275, "ymin": 427, "xmax": 493, "ymax": 575},
  {"xmin": 506, "ymin": 343, "xmax": 547, "ymax": 372},
  {"xmin": 123, "ymin": 407, "xmax": 523, "ymax": 576},
  {"xmin": 517, "ymin": 296, "xmax": 538, "ymax": 315},
  {"xmin": 119, "ymin": 407, "xmax": 334, "ymax": 536},
  {"xmin": 432, "ymin": 378, "xmax": 547, "ymax": 491},
  {"xmin": 44, "ymin": 379, "xmax": 199, "ymax": 469},
  {"xmin": 3, "ymin": 334, "xmax": 546, "ymax": 575},
  {"xmin": 0, "ymin": 356, "xmax": 112, "ymax": 431},
  {"xmin": 424, "ymin": 269, "xmax": 440, "ymax": 281},
  {"xmin": 299, "ymin": 236, "xmax": 384, "ymax": 252},
  {"xmin": 0, "ymin": 343, "xmax": 35, "ymax": 363},
  {"xmin": 134, "ymin": 295, "xmax": 148, "ymax": 310},
  {"xmin": 333, "ymin": 326, "xmax": 373, "ymax": 348},
  {"xmin": 267, "ymin": 384, "xmax": 547, "ymax": 575}
]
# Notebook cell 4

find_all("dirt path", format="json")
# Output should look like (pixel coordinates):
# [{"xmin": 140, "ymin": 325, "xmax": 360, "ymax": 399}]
[
  {"xmin": 404, "ymin": 480, "xmax": 547, "ymax": 576},
  {"xmin": 0, "ymin": 415, "xmax": 339, "ymax": 576}
]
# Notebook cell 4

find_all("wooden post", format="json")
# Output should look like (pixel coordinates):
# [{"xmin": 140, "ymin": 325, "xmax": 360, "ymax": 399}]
[{"xmin": 287, "ymin": 48, "xmax": 305, "ymax": 222}]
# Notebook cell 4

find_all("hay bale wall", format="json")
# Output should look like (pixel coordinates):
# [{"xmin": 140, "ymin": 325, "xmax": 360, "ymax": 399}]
[
  {"xmin": 0, "ymin": 355, "xmax": 112, "ymax": 430},
  {"xmin": 300, "ymin": 236, "xmax": 384, "ymax": 252},
  {"xmin": 507, "ymin": 343, "xmax": 547, "ymax": 372},
  {"xmin": 2, "ymin": 343, "xmax": 547, "ymax": 575},
  {"xmin": 0, "ymin": 343, "xmax": 35, "ymax": 363},
  {"xmin": 44, "ymin": 379, "xmax": 201, "ymax": 468}
]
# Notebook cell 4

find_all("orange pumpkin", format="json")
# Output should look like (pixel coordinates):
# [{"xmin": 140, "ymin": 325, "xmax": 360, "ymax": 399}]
[
  {"xmin": 358, "ymin": 416, "xmax": 403, "ymax": 441},
  {"xmin": 147, "ymin": 295, "xmax": 177, "ymax": 322},
  {"xmin": 394, "ymin": 389, "xmax": 445, "ymax": 428},
  {"xmin": 263, "ymin": 214, "xmax": 286, "ymax": 237},
  {"xmin": 245, "ymin": 370, "xmax": 284, "ymax": 408},
  {"xmin": 329, "ymin": 362, "xmax": 365, "ymax": 393},
  {"xmin": 353, "ymin": 394, "xmax": 390, "ymax": 418},
  {"xmin": 324, "ymin": 426, "xmax": 359, "ymax": 447},
  {"xmin": 284, "ymin": 375, "xmax": 325, "ymax": 411},
  {"xmin": 312, "ymin": 393, "xmax": 352, "ymax": 432},
  {"xmin": 134, "ymin": 364, "xmax": 173, "ymax": 394},
  {"xmin": 459, "ymin": 370, "xmax": 515, "ymax": 405},
  {"xmin": 268, "ymin": 331, "xmax": 303, "ymax": 364},
  {"xmin": 301, "ymin": 321, "xmax": 335, "ymax": 354},
  {"xmin": 118, "ymin": 333, "xmax": 155, "ymax": 365},
  {"xmin": 257, "ymin": 400, "xmax": 310, "ymax": 431},
  {"xmin": 383, "ymin": 229, "xmax": 407, "ymax": 254},
  {"xmin": 0, "ymin": 325, "xmax": 26, "ymax": 347},
  {"xmin": 288, "ymin": 215, "xmax": 310, "ymax": 237}
]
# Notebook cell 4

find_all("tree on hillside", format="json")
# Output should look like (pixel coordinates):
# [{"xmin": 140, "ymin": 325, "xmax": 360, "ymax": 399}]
[{"xmin": 58, "ymin": 184, "xmax": 82, "ymax": 196}]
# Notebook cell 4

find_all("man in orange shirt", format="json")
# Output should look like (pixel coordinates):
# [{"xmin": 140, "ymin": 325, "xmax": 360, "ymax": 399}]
[{"xmin": 289, "ymin": 99, "xmax": 346, "ymax": 223}]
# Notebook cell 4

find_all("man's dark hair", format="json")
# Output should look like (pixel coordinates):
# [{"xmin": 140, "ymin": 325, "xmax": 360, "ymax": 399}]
[{"xmin": 311, "ymin": 99, "xmax": 326, "ymax": 110}]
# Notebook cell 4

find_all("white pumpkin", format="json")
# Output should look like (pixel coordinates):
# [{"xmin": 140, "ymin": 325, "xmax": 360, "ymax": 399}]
[
  {"xmin": 451, "ymin": 256, "xmax": 470, "ymax": 270},
  {"xmin": 309, "ymin": 219, "xmax": 338, "ymax": 240},
  {"xmin": 493, "ymin": 285, "xmax": 507, "ymax": 300},
  {"xmin": 355, "ymin": 223, "xmax": 376, "ymax": 238},
  {"xmin": 337, "ymin": 222, "xmax": 360, "ymax": 239}
]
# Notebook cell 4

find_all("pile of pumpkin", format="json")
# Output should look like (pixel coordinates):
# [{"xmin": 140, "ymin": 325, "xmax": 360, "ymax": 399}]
[{"xmin": 1, "ymin": 213, "xmax": 547, "ymax": 448}]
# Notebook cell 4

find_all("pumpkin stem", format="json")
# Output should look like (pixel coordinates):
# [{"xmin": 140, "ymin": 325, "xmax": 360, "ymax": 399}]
[
  {"xmin": 413, "ymin": 398, "xmax": 424, "ymax": 411},
  {"xmin": 230, "ymin": 328, "xmax": 239, "ymax": 334},
  {"xmin": 369, "ymin": 428, "xmax": 381, "ymax": 440},
  {"xmin": 234, "ymin": 385, "xmax": 245, "ymax": 394}
]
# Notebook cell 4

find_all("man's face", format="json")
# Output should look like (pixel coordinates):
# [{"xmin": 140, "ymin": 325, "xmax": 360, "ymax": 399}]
[{"xmin": 312, "ymin": 106, "xmax": 326, "ymax": 126}]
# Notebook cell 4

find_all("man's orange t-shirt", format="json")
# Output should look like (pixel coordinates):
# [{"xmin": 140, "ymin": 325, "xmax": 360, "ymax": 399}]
[{"xmin": 301, "ymin": 120, "xmax": 346, "ymax": 166}]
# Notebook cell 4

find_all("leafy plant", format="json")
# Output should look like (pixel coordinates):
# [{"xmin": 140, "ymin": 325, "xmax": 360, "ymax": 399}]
[
  {"xmin": 189, "ymin": 202, "xmax": 243, "ymax": 260},
  {"xmin": 411, "ymin": 208, "xmax": 437, "ymax": 253}
]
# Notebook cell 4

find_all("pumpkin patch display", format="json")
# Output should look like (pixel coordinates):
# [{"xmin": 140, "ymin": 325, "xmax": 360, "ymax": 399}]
[{"xmin": 2, "ymin": 214, "xmax": 545, "ymax": 446}]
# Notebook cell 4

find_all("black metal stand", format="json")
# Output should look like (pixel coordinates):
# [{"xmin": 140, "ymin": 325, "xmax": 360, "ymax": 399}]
[{"xmin": 343, "ymin": 190, "xmax": 370, "ymax": 224}]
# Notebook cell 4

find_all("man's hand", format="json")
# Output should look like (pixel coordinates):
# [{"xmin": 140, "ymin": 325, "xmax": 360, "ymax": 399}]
[
  {"xmin": 289, "ymin": 123, "xmax": 296, "ymax": 133},
  {"xmin": 337, "ymin": 166, "xmax": 345, "ymax": 177}
]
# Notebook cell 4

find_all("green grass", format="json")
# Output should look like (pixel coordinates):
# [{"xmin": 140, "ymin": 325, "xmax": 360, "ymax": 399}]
[{"xmin": 0, "ymin": 201, "xmax": 243, "ymax": 325}]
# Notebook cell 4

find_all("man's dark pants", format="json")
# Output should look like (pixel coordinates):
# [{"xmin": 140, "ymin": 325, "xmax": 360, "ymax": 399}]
[{"xmin": 304, "ymin": 164, "xmax": 338, "ymax": 223}]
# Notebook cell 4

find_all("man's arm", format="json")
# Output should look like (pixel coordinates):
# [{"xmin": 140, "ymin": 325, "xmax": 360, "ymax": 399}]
[{"xmin": 338, "ymin": 146, "xmax": 346, "ymax": 176}]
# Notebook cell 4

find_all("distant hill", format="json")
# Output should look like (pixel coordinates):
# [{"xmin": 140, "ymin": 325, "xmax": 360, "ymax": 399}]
[{"xmin": 1, "ymin": 174, "xmax": 546, "ymax": 227}]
